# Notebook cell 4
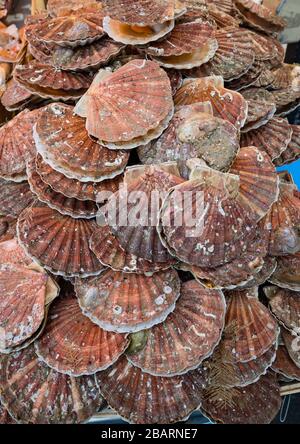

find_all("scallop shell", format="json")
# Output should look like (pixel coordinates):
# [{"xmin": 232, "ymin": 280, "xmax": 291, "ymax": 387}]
[
  {"xmin": 26, "ymin": 12, "xmax": 104, "ymax": 47},
  {"xmin": 241, "ymin": 88, "xmax": 276, "ymax": 132},
  {"xmin": 160, "ymin": 164, "xmax": 257, "ymax": 268},
  {"xmin": 105, "ymin": 164, "xmax": 183, "ymax": 263},
  {"xmin": 241, "ymin": 118, "xmax": 292, "ymax": 160},
  {"xmin": 14, "ymin": 62, "xmax": 91, "ymax": 92},
  {"xmin": 207, "ymin": 27, "xmax": 255, "ymax": 81},
  {"xmin": 35, "ymin": 154, "xmax": 123, "ymax": 202},
  {"xmin": 267, "ymin": 287, "xmax": 300, "ymax": 336},
  {"xmin": 282, "ymin": 329, "xmax": 300, "ymax": 369},
  {"xmin": 144, "ymin": 19, "xmax": 218, "ymax": 69},
  {"xmin": 47, "ymin": 1, "xmax": 103, "ymax": 17},
  {"xmin": 272, "ymin": 345, "xmax": 300, "ymax": 381},
  {"xmin": 239, "ymin": 256, "xmax": 277, "ymax": 289},
  {"xmin": 201, "ymin": 372, "xmax": 281, "ymax": 424},
  {"xmin": 35, "ymin": 294, "xmax": 129, "ymax": 376},
  {"xmin": 186, "ymin": 228, "xmax": 268, "ymax": 289},
  {"xmin": 234, "ymin": 0, "xmax": 286, "ymax": 34},
  {"xmin": 250, "ymin": 31, "xmax": 284, "ymax": 65},
  {"xmin": 252, "ymin": 68, "xmax": 275, "ymax": 89},
  {"xmin": 207, "ymin": 0, "xmax": 233, "ymax": 15},
  {"xmin": 34, "ymin": 103, "xmax": 129, "ymax": 182},
  {"xmin": 229, "ymin": 146, "xmax": 279, "ymax": 222},
  {"xmin": 102, "ymin": 0, "xmax": 176, "ymax": 25},
  {"xmin": 74, "ymin": 268, "xmax": 181, "ymax": 333},
  {"xmin": 207, "ymin": 4, "xmax": 241, "ymax": 28},
  {"xmin": 271, "ymin": 64, "xmax": 300, "ymax": 91},
  {"xmin": 225, "ymin": 60, "xmax": 263, "ymax": 91},
  {"xmin": 259, "ymin": 183, "xmax": 300, "ymax": 256},
  {"xmin": 17, "ymin": 204, "xmax": 105, "ymax": 278},
  {"xmin": 27, "ymin": 161, "xmax": 98, "ymax": 219},
  {"xmin": 137, "ymin": 103, "xmax": 239, "ymax": 177},
  {"xmin": 0, "ymin": 345, "xmax": 103, "ymax": 424},
  {"xmin": 272, "ymin": 88, "xmax": 300, "ymax": 117},
  {"xmin": 28, "ymin": 36, "xmax": 125, "ymax": 71},
  {"xmin": 75, "ymin": 60, "xmax": 174, "ymax": 147},
  {"xmin": 90, "ymin": 224, "xmax": 174, "ymax": 274},
  {"xmin": 269, "ymin": 252, "xmax": 300, "ymax": 291},
  {"xmin": 174, "ymin": 77, "xmax": 248, "ymax": 130},
  {"xmin": 0, "ymin": 108, "xmax": 39, "ymax": 181},
  {"xmin": 0, "ymin": 180, "xmax": 34, "ymax": 217},
  {"xmin": 274, "ymin": 125, "xmax": 300, "ymax": 167},
  {"xmin": 1, "ymin": 79, "xmax": 33, "ymax": 111},
  {"xmin": 95, "ymin": 356, "xmax": 207, "ymax": 424},
  {"xmin": 127, "ymin": 280, "xmax": 225, "ymax": 376},
  {"xmin": 223, "ymin": 289, "xmax": 279, "ymax": 363}
]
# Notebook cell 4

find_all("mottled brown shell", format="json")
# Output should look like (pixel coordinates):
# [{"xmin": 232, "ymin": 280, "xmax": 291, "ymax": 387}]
[
  {"xmin": 234, "ymin": 0, "xmax": 286, "ymax": 34},
  {"xmin": 201, "ymin": 372, "xmax": 281, "ymax": 424},
  {"xmin": 223, "ymin": 289, "xmax": 279, "ymax": 362},
  {"xmin": 138, "ymin": 104, "xmax": 239, "ymax": 177},
  {"xmin": 241, "ymin": 87, "xmax": 276, "ymax": 132},
  {"xmin": 0, "ymin": 345, "xmax": 103, "ymax": 424},
  {"xmin": 241, "ymin": 118, "xmax": 293, "ymax": 160},
  {"xmin": 128, "ymin": 280, "xmax": 225, "ymax": 376},
  {"xmin": 1, "ymin": 79, "xmax": 33, "ymax": 111},
  {"xmin": 0, "ymin": 180, "xmax": 34, "ymax": 218},
  {"xmin": 0, "ymin": 109, "xmax": 39, "ymax": 181},
  {"xmin": 17, "ymin": 204, "xmax": 105, "ymax": 278},
  {"xmin": 95, "ymin": 356, "xmax": 207, "ymax": 424},
  {"xmin": 272, "ymin": 345, "xmax": 300, "ymax": 381},
  {"xmin": 35, "ymin": 294, "xmax": 129, "ymax": 376},
  {"xmin": 34, "ymin": 103, "xmax": 129, "ymax": 182},
  {"xmin": 282, "ymin": 329, "xmax": 300, "ymax": 369},
  {"xmin": 274, "ymin": 125, "xmax": 300, "ymax": 167},
  {"xmin": 75, "ymin": 268, "xmax": 181, "ymax": 333},
  {"xmin": 267, "ymin": 287, "xmax": 300, "ymax": 336}
]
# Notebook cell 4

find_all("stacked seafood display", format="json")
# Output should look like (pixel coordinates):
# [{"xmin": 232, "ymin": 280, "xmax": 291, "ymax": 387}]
[{"xmin": 0, "ymin": 0, "xmax": 300, "ymax": 424}]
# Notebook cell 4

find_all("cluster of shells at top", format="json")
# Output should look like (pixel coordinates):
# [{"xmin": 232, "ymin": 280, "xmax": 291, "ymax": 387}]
[{"xmin": 0, "ymin": 0, "xmax": 299, "ymax": 425}]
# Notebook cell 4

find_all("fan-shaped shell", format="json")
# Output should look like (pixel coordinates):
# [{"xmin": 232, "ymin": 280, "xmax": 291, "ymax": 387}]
[
  {"xmin": 241, "ymin": 87, "xmax": 276, "ymax": 132},
  {"xmin": 103, "ymin": 17, "xmax": 175, "ymax": 46},
  {"xmin": 239, "ymin": 256, "xmax": 277, "ymax": 289},
  {"xmin": 201, "ymin": 372, "xmax": 281, "ymax": 424},
  {"xmin": 14, "ymin": 62, "xmax": 91, "ymax": 91},
  {"xmin": 27, "ymin": 161, "xmax": 98, "ymax": 219},
  {"xmin": 0, "ymin": 345, "xmax": 103, "ymax": 424},
  {"xmin": 186, "ymin": 228, "xmax": 268, "ymax": 289},
  {"xmin": 75, "ymin": 268, "xmax": 181, "ymax": 333},
  {"xmin": 174, "ymin": 77, "xmax": 248, "ymax": 130},
  {"xmin": 272, "ymin": 345, "xmax": 300, "ymax": 381},
  {"xmin": 0, "ymin": 256, "xmax": 58, "ymax": 354},
  {"xmin": 269, "ymin": 252, "xmax": 300, "ymax": 291},
  {"xmin": 282, "ymin": 329, "xmax": 300, "ymax": 369},
  {"xmin": 274, "ymin": 125, "xmax": 300, "ymax": 167},
  {"xmin": 46, "ymin": 0, "xmax": 102, "ymax": 17},
  {"xmin": 229, "ymin": 146, "xmax": 279, "ymax": 221},
  {"xmin": 0, "ymin": 180, "xmax": 34, "ymax": 217},
  {"xmin": 0, "ymin": 109, "xmax": 39, "ymax": 181},
  {"xmin": 28, "ymin": 36, "xmax": 124, "ymax": 72},
  {"xmin": 207, "ymin": 0, "xmax": 233, "ymax": 15},
  {"xmin": 35, "ymin": 295, "xmax": 129, "ymax": 376},
  {"xmin": 267, "ymin": 287, "xmax": 300, "ymax": 336},
  {"xmin": 105, "ymin": 164, "xmax": 183, "ymax": 263},
  {"xmin": 207, "ymin": 4, "xmax": 241, "ymax": 28},
  {"xmin": 26, "ymin": 13, "xmax": 104, "ymax": 47},
  {"xmin": 225, "ymin": 59, "xmax": 263, "ymax": 91},
  {"xmin": 75, "ymin": 60, "xmax": 174, "ymax": 147},
  {"xmin": 95, "ymin": 356, "xmax": 207, "ymax": 424},
  {"xmin": 127, "ymin": 280, "xmax": 225, "ymax": 376},
  {"xmin": 208, "ymin": 27, "xmax": 255, "ymax": 81},
  {"xmin": 34, "ymin": 103, "xmax": 129, "ymax": 182},
  {"xmin": 271, "ymin": 64, "xmax": 300, "ymax": 91},
  {"xmin": 138, "ymin": 103, "xmax": 239, "ymax": 177},
  {"xmin": 1, "ymin": 79, "xmax": 33, "ymax": 111},
  {"xmin": 250, "ymin": 31, "xmax": 284, "ymax": 65},
  {"xmin": 35, "ymin": 154, "xmax": 123, "ymax": 202},
  {"xmin": 90, "ymin": 224, "xmax": 173, "ymax": 274},
  {"xmin": 17, "ymin": 204, "xmax": 105, "ymax": 278},
  {"xmin": 160, "ymin": 165, "xmax": 257, "ymax": 268},
  {"xmin": 259, "ymin": 183, "xmax": 300, "ymax": 256},
  {"xmin": 241, "ymin": 118, "xmax": 292, "ymax": 160},
  {"xmin": 223, "ymin": 289, "xmax": 279, "ymax": 363},
  {"xmin": 272, "ymin": 88, "xmax": 300, "ymax": 117},
  {"xmin": 234, "ymin": 0, "xmax": 286, "ymax": 34},
  {"xmin": 102, "ymin": 0, "xmax": 176, "ymax": 26}
]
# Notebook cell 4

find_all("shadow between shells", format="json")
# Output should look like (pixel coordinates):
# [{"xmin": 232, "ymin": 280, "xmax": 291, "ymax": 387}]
[{"xmin": 0, "ymin": 0, "xmax": 299, "ymax": 425}]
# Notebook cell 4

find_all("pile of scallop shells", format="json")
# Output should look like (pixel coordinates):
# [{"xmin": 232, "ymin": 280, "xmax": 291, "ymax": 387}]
[{"xmin": 0, "ymin": 0, "xmax": 300, "ymax": 425}]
